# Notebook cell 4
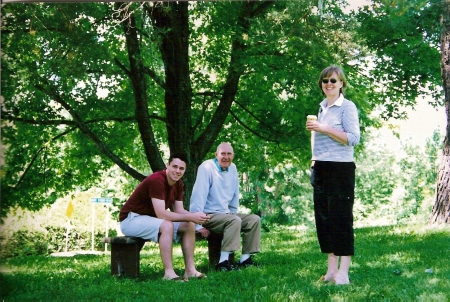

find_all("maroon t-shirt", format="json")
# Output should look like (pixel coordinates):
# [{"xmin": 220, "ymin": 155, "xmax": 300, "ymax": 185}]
[{"xmin": 119, "ymin": 170, "xmax": 184, "ymax": 221}]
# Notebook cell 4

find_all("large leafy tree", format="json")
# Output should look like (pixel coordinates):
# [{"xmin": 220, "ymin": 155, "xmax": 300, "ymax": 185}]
[
  {"xmin": 1, "ymin": 1, "xmax": 374, "ymax": 215},
  {"xmin": 0, "ymin": 0, "xmax": 444, "ymax": 221}
]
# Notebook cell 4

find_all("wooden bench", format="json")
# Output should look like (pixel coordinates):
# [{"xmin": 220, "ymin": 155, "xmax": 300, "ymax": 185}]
[{"xmin": 102, "ymin": 232, "xmax": 233, "ymax": 278}]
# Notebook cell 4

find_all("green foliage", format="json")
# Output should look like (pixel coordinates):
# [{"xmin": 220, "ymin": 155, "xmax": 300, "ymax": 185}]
[
  {"xmin": 0, "ymin": 227, "xmax": 116, "ymax": 259},
  {"xmin": 395, "ymin": 130, "xmax": 443, "ymax": 221},
  {"xmin": 0, "ymin": 1, "xmax": 372, "ymax": 215},
  {"xmin": 354, "ymin": 129, "xmax": 444, "ymax": 225},
  {"xmin": 0, "ymin": 230, "xmax": 48, "ymax": 258},
  {"xmin": 1, "ymin": 2, "xmax": 152, "ymax": 215},
  {"xmin": 0, "ymin": 0, "xmax": 445, "ymax": 222},
  {"xmin": 355, "ymin": 142, "xmax": 397, "ymax": 207},
  {"xmin": 240, "ymin": 160, "xmax": 314, "ymax": 227},
  {"xmin": 1, "ymin": 224, "xmax": 449, "ymax": 301},
  {"xmin": 424, "ymin": 129, "xmax": 443, "ymax": 184},
  {"xmin": 354, "ymin": 0, "xmax": 443, "ymax": 119}
]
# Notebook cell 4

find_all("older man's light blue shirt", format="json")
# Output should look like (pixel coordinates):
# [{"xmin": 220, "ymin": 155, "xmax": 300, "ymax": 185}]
[{"xmin": 189, "ymin": 159, "xmax": 240, "ymax": 214}]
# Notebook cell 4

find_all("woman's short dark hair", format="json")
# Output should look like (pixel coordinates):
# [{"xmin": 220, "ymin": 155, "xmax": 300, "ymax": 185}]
[{"xmin": 169, "ymin": 153, "xmax": 189, "ymax": 165}]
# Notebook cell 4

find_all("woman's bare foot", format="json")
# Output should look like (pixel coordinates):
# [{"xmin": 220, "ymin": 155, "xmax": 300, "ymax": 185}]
[
  {"xmin": 330, "ymin": 274, "xmax": 350, "ymax": 285},
  {"xmin": 317, "ymin": 273, "xmax": 335, "ymax": 283}
]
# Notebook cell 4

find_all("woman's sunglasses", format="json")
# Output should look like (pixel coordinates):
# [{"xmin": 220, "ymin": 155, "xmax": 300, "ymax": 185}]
[{"xmin": 322, "ymin": 78, "xmax": 338, "ymax": 84}]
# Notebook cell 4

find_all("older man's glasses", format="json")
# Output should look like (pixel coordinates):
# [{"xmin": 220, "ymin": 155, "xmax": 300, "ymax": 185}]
[{"xmin": 322, "ymin": 78, "xmax": 338, "ymax": 84}]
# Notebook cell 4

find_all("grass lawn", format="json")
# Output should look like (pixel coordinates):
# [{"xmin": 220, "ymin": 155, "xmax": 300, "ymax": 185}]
[{"xmin": 1, "ymin": 223, "xmax": 449, "ymax": 301}]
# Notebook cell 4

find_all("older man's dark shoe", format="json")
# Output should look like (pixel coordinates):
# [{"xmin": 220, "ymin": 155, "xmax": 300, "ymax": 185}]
[
  {"xmin": 215, "ymin": 260, "xmax": 238, "ymax": 272},
  {"xmin": 238, "ymin": 256, "xmax": 260, "ymax": 268}
]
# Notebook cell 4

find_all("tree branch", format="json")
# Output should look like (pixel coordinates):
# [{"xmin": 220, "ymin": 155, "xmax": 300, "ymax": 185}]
[
  {"xmin": 233, "ymin": 99, "xmax": 291, "ymax": 138},
  {"xmin": 233, "ymin": 99, "xmax": 272, "ymax": 130},
  {"xmin": 117, "ymin": 2, "xmax": 166, "ymax": 172},
  {"xmin": 1, "ymin": 112, "xmax": 169, "ymax": 128},
  {"xmin": 34, "ymin": 79, "xmax": 146, "ymax": 181},
  {"xmin": 230, "ymin": 108, "xmax": 303, "ymax": 152},
  {"xmin": 143, "ymin": 66, "xmax": 166, "ymax": 90},
  {"xmin": 193, "ymin": 1, "xmax": 276, "ymax": 157},
  {"xmin": 229, "ymin": 109, "xmax": 278, "ymax": 143},
  {"xmin": 15, "ymin": 126, "xmax": 77, "ymax": 189},
  {"xmin": 114, "ymin": 57, "xmax": 131, "ymax": 77},
  {"xmin": 192, "ymin": 90, "xmax": 223, "ymax": 132}
]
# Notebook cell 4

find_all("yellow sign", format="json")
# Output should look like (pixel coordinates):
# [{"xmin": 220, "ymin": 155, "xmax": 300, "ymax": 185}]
[{"xmin": 66, "ymin": 200, "xmax": 74, "ymax": 219}]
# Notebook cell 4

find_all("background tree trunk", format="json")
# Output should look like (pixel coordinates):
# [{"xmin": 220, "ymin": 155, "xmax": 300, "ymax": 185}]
[
  {"xmin": 429, "ymin": 0, "xmax": 450, "ymax": 224},
  {"xmin": 146, "ymin": 2, "xmax": 255, "ymax": 208}
]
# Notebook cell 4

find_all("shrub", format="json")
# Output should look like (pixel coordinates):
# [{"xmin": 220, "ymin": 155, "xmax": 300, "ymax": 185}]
[
  {"xmin": 0, "ymin": 230, "xmax": 48, "ymax": 258},
  {"xmin": 0, "ymin": 227, "xmax": 118, "ymax": 258}
]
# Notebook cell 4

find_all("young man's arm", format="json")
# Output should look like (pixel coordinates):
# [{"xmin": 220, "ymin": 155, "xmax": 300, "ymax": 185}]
[
  {"xmin": 172, "ymin": 200, "xmax": 190, "ymax": 214},
  {"xmin": 153, "ymin": 198, "xmax": 207, "ymax": 225},
  {"xmin": 174, "ymin": 199, "xmax": 211, "ymax": 238}
]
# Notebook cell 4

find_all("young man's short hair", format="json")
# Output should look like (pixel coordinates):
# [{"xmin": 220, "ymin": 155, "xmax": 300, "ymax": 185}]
[{"xmin": 169, "ymin": 153, "xmax": 189, "ymax": 165}]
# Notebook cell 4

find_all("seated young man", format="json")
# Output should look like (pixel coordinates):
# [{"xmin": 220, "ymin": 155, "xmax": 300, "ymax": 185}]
[{"xmin": 119, "ymin": 153, "xmax": 210, "ymax": 281}]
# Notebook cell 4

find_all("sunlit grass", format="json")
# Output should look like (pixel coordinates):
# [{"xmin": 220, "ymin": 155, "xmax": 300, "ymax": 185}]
[{"xmin": 1, "ymin": 223, "xmax": 449, "ymax": 301}]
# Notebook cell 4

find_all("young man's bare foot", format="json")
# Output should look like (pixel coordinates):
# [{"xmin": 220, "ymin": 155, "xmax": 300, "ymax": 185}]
[
  {"xmin": 183, "ymin": 270, "xmax": 207, "ymax": 280},
  {"xmin": 163, "ymin": 273, "xmax": 180, "ymax": 281}
]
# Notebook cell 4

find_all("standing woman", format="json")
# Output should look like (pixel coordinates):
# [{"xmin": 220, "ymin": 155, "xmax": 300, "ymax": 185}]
[{"xmin": 306, "ymin": 66, "xmax": 360, "ymax": 285}]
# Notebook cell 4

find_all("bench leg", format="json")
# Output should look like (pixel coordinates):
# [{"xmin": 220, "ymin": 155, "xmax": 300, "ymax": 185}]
[
  {"xmin": 207, "ymin": 232, "xmax": 234, "ymax": 266},
  {"xmin": 110, "ymin": 241, "xmax": 145, "ymax": 278}
]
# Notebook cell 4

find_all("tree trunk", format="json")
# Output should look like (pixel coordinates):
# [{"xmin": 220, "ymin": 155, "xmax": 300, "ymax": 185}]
[
  {"xmin": 118, "ymin": 3, "xmax": 166, "ymax": 175},
  {"xmin": 429, "ymin": 0, "xmax": 450, "ymax": 224},
  {"xmin": 116, "ymin": 2, "xmax": 276, "ymax": 208},
  {"xmin": 149, "ymin": 2, "xmax": 195, "ymax": 208},
  {"xmin": 148, "ymin": 2, "xmax": 257, "ymax": 208}
]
